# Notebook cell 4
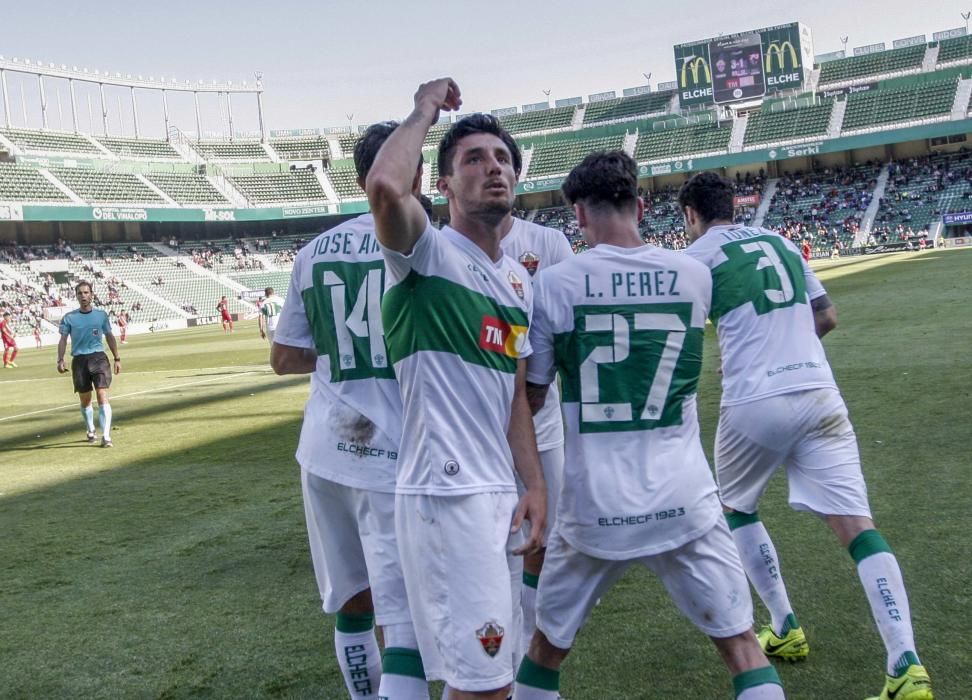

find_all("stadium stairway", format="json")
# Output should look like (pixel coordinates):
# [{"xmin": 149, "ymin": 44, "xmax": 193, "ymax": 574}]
[
  {"xmin": 952, "ymin": 78, "xmax": 972, "ymax": 118},
  {"xmin": 923, "ymin": 44, "xmax": 940, "ymax": 72},
  {"xmin": 571, "ymin": 106, "xmax": 585, "ymax": 129},
  {"xmin": 858, "ymin": 164, "xmax": 891, "ymax": 238},
  {"xmin": 136, "ymin": 175, "xmax": 177, "ymax": 205},
  {"xmin": 328, "ymin": 136, "xmax": 347, "ymax": 160},
  {"xmin": 83, "ymin": 258, "xmax": 190, "ymax": 320},
  {"xmin": 167, "ymin": 128, "xmax": 207, "ymax": 165},
  {"xmin": 729, "ymin": 114, "xmax": 749, "ymax": 153},
  {"xmin": 82, "ymin": 134, "xmax": 116, "ymax": 159},
  {"xmin": 622, "ymin": 132, "xmax": 638, "ymax": 157},
  {"xmin": 0, "ymin": 131, "xmax": 18, "ymax": 154},
  {"xmin": 827, "ymin": 100, "xmax": 847, "ymax": 138},
  {"xmin": 520, "ymin": 147, "xmax": 535, "ymax": 179},
  {"xmin": 315, "ymin": 169, "xmax": 340, "ymax": 202},
  {"xmin": 180, "ymin": 256, "xmax": 253, "ymax": 298},
  {"xmin": 751, "ymin": 179, "xmax": 779, "ymax": 228},
  {"xmin": 40, "ymin": 170, "xmax": 85, "ymax": 203},
  {"xmin": 206, "ymin": 174, "xmax": 249, "ymax": 208}
]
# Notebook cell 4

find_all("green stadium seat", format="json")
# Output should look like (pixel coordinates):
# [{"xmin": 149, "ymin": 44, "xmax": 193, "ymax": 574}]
[
  {"xmin": 0, "ymin": 162, "xmax": 72, "ymax": 202},
  {"xmin": 634, "ymin": 122, "xmax": 732, "ymax": 161},
  {"xmin": 841, "ymin": 80, "xmax": 957, "ymax": 132},
  {"xmin": 818, "ymin": 45, "xmax": 925, "ymax": 85},
  {"xmin": 526, "ymin": 135, "xmax": 625, "ymax": 178},
  {"xmin": 936, "ymin": 35, "xmax": 972, "ymax": 65},
  {"xmin": 229, "ymin": 170, "xmax": 328, "ymax": 204},
  {"xmin": 499, "ymin": 106, "xmax": 575, "ymax": 134},
  {"xmin": 50, "ymin": 168, "xmax": 165, "ymax": 204},
  {"xmin": 326, "ymin": 168, "xmax": 365, "ymax": 199},
  {"xmin": 582, "ymin": 93, "xmax": 674, "ymax": 126},
  {"xmin": 1, "ymin": 128, "xmax": 103, "ymax": 155},
  {"xmin": 743, "ymin": 103, "xmax": 832, "ymax": 147},
  {"xmin": 269, "ymin": 136, "xmax": 332, "ymax": 162},
  {"xmin": 194, "ymin": 141, "xmax": 269, "ymax": 161},
  {"xmin": 144, "ymin": 173, "xmax": 229, "ymax": 205},
  {"xmin": 97, "ymin": 137, "xmax": 182, "ymax": 160}
]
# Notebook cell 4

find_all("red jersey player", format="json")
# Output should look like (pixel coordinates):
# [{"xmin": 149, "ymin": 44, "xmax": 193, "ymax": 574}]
[
  {"xmin": 217, "ymin": 296, "xmax": 233, "ymax": 333},
  {"xmin": 801, "ymin": 239, "xmax": 812, "ymax": 262},
  {"xmin": 33, "ymin": 324, "xmax": 42, "ymax": 349},
  {"xmin": 117, "ymin": 310, "xmax": 129, "ymax": 344},
  {"xmin": 1, "ymin": 312, "xmax": 18, "ymax": 368}
]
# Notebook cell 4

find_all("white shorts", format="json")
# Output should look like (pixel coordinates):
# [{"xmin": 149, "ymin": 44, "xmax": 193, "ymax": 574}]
[
  {"xmin": 716, "ymin": 387, "xmax": 872, "ymax": 517},
  {"xmin": 396, "ymin": 491, "xmax": 521, "ymax": 692},
  {"xmin": 301, "ymin": 470, "xmax": 410, "ymax": 626},
  {"xmin": 536, "ymin": 518, "xmax": 753, "ymax": 648},
  {"xmin": 516, "ymin": 445, "xmax": 565, "ymax": 541}
]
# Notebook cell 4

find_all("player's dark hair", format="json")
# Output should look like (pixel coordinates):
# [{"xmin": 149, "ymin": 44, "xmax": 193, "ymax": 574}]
[
  {"xmin": 75, "ymin": 280, "xmax": 92, "ymax": 293},
  {"xmin": 418, "ymin": 194, "xmax": 434, "ymax": 218},
  {"xmin": 677, "ymin": 171, "xmax": 735, "ymax": 223},
  {"xmin": 561, "ymin": 151, "xmax": 639, "ymax": 212},
  {"xmin": 437, "ymin": 113, "xmax": 521, "ymax": 178},
  {"xmin": 264, "ymin": 287, "xmax": 273, "ymax": 296}
]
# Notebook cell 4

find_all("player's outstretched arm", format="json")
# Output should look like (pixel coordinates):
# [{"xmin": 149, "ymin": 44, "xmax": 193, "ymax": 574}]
[
  {"xmin": 509, "ymin": 360, "xmax": 547, "ymax": 555},
  {"xmin": 270, "ymin": 343, "xmax": 317, "ymax": 375},
  {"xmin": 366, "ymin": 78, "xmax": 461, "ymax": 253}
]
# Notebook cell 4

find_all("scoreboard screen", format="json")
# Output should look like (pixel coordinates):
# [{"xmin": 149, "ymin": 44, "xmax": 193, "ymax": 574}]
[{"xmin": 709, "ymin": 33, "xmax": 765, "ymax": 103}]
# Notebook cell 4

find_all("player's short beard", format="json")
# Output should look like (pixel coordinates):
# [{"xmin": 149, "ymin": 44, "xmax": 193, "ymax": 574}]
[{"xmin": 470, "ymin": 198, "xmax": 513, "ymax": 228}]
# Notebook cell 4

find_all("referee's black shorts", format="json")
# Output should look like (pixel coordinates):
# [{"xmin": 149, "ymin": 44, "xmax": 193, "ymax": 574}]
[{"xmin": 71, "ymin": 352, "xmax": 112, "ymax": 393}]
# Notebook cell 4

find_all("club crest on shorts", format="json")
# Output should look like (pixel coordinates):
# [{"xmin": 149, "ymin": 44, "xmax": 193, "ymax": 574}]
[
  {"xmin": 518, "ymin": 251, "xmax": 540, "ymax": 276},
  {"xmin": 476, "ymin": 621, "xmax": 504, "ymax": 657},
  {"xmin": 508, "ymin": 271, "xmax": 524, "ymax": 300}
]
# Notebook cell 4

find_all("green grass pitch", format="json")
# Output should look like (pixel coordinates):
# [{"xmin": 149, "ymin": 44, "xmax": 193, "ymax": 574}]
[{"xmin": 1, "ymin": 248, "xmax": 969, "ymax": 698}]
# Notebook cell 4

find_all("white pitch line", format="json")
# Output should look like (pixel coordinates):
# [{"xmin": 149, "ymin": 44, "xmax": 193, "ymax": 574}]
[{"xmin": 0, "ymin": 370, "xmax": 267, "ymax": 423}]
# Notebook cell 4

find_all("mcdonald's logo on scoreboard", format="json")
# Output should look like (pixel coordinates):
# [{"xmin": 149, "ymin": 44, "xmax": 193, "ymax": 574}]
[{"xmin": 673, "ymin": 22, "xmax": 811, "ymax": 106}]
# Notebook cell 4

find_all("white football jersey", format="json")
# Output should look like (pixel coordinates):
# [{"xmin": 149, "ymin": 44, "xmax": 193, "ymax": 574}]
[
  {"xmin": 500, "ymin": 217, "xmax": 573, "ymax": 451},
  {"xmin": 527, "ymin": 244, "xmax": 721, "ymax": 560},
  {"xmin": 684, "ymin": 224, "xmax": 837, "ymax": 406},
  {"xmin": 274, "ymin": 213, "xmax": 401, "ymax": 492},
  {"xmin": 382, "ymin": 224, "xmax": 533, "ymax": 496}
]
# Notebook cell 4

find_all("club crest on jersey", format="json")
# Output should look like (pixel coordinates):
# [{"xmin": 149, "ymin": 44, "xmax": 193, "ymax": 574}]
[
  {"xmin": 518, "ymin": 251, "xmax": 540, "ymax": 276},
  {"xmin": 479, "ymin": 316, "xmax": 528, "ymax": 358},
  {"xmin": 508, "ymin": 271, "xmax": 524, "ymax": 299},
  {"xmin": 476, "ymin": 621, "xmax": 504, "ymax": 658}
]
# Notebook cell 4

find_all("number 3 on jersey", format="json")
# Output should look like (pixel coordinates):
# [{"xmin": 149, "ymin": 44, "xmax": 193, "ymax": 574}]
[
  {"xmin": 556, "ymin": 302, "xmax": 703, "ymax": 433},
  {"xmin": 303, "ymin": 260, "xmax": 395, "ymax": 381},
  {"xmin": 710, "ymin": 236, "xmax": 808, "ymax": 320}
]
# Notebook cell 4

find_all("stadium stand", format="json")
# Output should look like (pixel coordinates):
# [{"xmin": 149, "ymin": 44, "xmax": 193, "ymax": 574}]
[
  {"xmin": 743, "ymin": 102, "xmax": 833, "ymax": 147},
  {"xmin": 326, "ymin": 167, "xmax": 365, "ymax": 199},
  {"xmin": 936, "ymin": 35, "xmax": 972, "ymax": 66},
  {"xmin": 194, "ymin": 141, "xmax": 269, "ymax": 161},
  {"xmin": 874, "ymin": 151, "xmax": 972, "ymax": 233},
  {"xmin": 96, "ymin": 137, "xmax": 182, "ymax": 160},
  {"xmin": 818, "ymin": 45, "xmax": 926, "ymax": 85},
  {"xmin": 337, "ymin": 133, "xmax": 359, "ymax": 158},
  {"xmin": 228, "ymin": 169, "xmax": 327, "ymax": 204},
  {"xmin": 269, "ymin": 136, "xmax": 332, "ymax": 162},
  {"xmin": 49, "ymin": 168, "xmax": 165, "ymax": 204},
  {"xmin": 840, "ymin": 79, "xmax": 958, "ymax": 132},
  {"xmin": 499, "ymin": 106, "xmax": 575, "ymax": 134},
  {"xmin": 423, "ymin": 123, "xmax": 451, "ymax": 149},
  {"xmin": 144, "ymin": 172, "xmax": 229, "ymax": 205},
  {"xmin": 582, "ymin": 92, "xmax": 674, "ymax": 125},
  {"xmin": 762, "ymin": 164, "xmax": 880, "ymax": 251},
  {"xmin": 0, "ymin": 162, "xmax": 72, "ymax": 202},
  {"xmin": 0, "ymin": 127, "xmax": 103, "ymax": 155},
  {"xmin": 527, "ymin": 135, "xmax": 625, "ymax": 178},
  {"xmin": 634, "ymin": 121, "xmax": 732, "ymax": 161},
  {"xmin": 228, "ymin": 271, "xmax": 292, "ymax": 293}
]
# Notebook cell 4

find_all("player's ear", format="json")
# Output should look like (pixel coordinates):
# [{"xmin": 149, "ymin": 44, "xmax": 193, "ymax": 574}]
[
  {"xmin": 573, "ymin": 202, "xmax": 587, "ymax": 230},
  {"xmin": 636, "ymin": 197, "xmax": 645, "ymax": 224},
  {"xmin": 437, "ymin": 176, "xmax": 451, "ymax": 200}
]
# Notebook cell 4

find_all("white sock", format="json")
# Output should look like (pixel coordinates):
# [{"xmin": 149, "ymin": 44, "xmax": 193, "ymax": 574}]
[
  {"xmin": 734, "ymin": 667, "xmax": 784, "ymax": 699},
  {"xmin": 98, "ymin": 403, "xmax": 113, "ymax": 440},
  {"xmin": 857, "ymin": 551, "xmax": 918, "ymax": 675},
  {"xmin": 335, "ymin": 621, "xmax": 382, "ymax": 698},
  {"xmin": 729, "ymin": 517, "xmax": 795, "ymax": 634},
  {"xmin": 82, "ymin": 405, "xmax": 95, "ymax": 433},
  {"xmin": 513, "ymin": 683, "xmax": 559, "ymax": 699},
  {"xmin": 737, "ymin": 684, "xmax": 785, "ymax": 699}
]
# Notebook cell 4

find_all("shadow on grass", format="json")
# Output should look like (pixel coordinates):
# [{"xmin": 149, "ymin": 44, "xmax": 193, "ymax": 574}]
[
  {"xmin": 0, "ymin": 410, "xmax": 345, "ymax": 698},
  {"xmin": 0, "ymin": 374, "xmax": 308, "ymax": 453}
]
